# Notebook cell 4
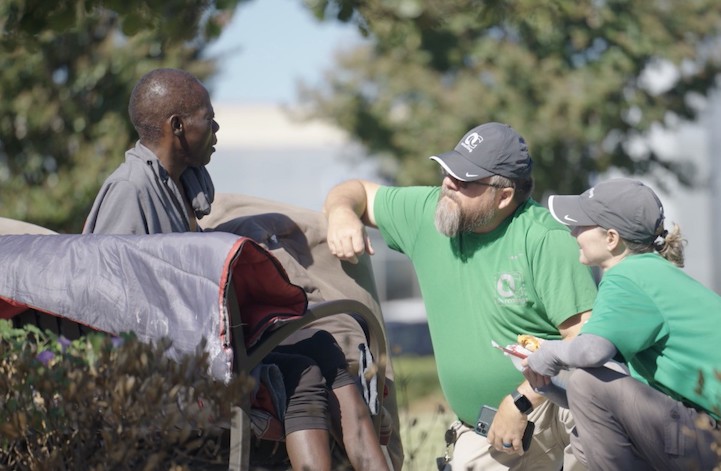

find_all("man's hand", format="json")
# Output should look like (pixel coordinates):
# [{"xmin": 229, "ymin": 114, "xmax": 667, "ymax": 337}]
[
  {"xmin": 486, "ymin": 395, "xmax": 529, "ymax": 455},
  {"xmin": 324, "ymin": 180, "xmax": 380, "ymax": 264},
  {"xmin": 326, "ymin": 206, "xmax": 375, "ymax": 264}
]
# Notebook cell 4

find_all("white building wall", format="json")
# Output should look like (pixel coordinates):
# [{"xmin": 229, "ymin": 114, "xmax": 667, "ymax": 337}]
[
  {"xmin": 207, "ymin": 104, "xmax": 376, "ymax": 212},
  {"xmin": 645, "ymin": 123, "xmax": 713, "ymax": 290},
  {"xmin": 706, "ymin": 90, "xmax": 721, "ymax": 293}
]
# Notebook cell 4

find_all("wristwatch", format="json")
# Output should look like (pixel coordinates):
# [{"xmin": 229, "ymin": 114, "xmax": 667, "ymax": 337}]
[{"xmin": 511, "ymin": 389, "xmax": 533, "ymax": 415}]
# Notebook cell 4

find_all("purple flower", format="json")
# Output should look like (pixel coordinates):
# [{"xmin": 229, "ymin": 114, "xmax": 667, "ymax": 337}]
[
  {"xmin": 37, "ymin": 350, "xmax": 55, "ymax": 366},
  {"xmin": 58, "ymin": 336, "xmax": 71, "ymax": 352}
]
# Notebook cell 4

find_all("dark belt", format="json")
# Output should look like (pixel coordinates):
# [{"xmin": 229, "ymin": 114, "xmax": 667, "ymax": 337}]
[{"xmin": 460, "ymin": 420, "xmax": 475, "ymax": 429}]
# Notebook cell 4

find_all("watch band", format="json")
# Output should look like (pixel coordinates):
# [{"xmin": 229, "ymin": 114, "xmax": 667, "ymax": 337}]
[{"xmin": 511, "ymin": 389, "xmax": 533, "ymax": 415}]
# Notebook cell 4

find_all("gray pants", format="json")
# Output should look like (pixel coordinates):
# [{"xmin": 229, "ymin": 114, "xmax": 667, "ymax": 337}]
[{"xmin": 567, "ymin": 367, "xmax": 720, "ymax": 471}]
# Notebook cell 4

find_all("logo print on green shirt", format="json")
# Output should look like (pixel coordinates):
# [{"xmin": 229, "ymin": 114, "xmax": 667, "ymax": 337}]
[{"xmin": 496, "ymin": 272, "xmax": 527, "ymax": 304}]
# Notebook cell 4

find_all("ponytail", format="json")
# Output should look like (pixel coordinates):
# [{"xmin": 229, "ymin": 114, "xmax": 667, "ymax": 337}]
[
  {"xmin": 655, "ymin": 223, "xmax": 685, "ymax": 267},
  {"xmin": 625, "ymin": 223, "xmax": 686, "ymax": 267}
]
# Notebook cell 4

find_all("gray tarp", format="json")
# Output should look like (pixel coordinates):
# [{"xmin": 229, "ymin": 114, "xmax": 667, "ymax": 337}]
[{"xmin": 0, "ymin": 231, "xmax": 307, "ymax": 381}]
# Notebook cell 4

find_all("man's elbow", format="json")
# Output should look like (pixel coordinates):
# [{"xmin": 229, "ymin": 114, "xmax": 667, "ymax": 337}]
[{"xmin": 558, "ymin": 310, "xmax": 592, "ymax": 339}]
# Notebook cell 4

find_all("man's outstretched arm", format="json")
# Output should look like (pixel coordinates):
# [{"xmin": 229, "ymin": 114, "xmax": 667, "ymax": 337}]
[{"xmin": 323, "ymin": 179, "xmax": 380, "ymax": 264}]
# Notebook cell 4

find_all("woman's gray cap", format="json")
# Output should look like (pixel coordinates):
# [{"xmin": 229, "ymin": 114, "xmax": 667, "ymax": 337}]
[
  {"xmin": 429, "ymin": 122, "xmax": 532, "ymax": 182},
  {"xmin": 548, "ymin": 178, "xmax": 665, "ymax": 243}
]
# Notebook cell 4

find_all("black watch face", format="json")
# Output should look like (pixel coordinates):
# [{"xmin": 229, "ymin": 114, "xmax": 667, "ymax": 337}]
[{"xmin": 515, "ymin": 394, "xmax": 533, "ymax": 414}]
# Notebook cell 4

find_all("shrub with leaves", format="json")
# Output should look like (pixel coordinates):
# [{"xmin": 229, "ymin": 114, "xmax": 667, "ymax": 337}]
[{"xmin": 0, "ymin": 320, "xmax": 253, "ymax": 470}]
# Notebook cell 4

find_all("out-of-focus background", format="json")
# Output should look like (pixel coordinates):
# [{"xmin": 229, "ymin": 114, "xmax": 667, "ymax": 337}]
[
  {"xmin": 205, "ymin": 0, "xmax": 721, "ymax": 356},
  {"xmin": 4, "ymin": 0, "xmax": 721, "ymax": 467}
]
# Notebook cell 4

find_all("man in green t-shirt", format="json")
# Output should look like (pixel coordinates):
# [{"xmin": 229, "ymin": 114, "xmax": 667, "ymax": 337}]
[{"xmin": 323, "ymin": 122, "xmax": 597, "ymax": 470}]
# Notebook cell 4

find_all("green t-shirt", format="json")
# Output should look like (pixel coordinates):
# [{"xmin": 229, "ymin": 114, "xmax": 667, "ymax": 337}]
[
  {"xmin": 581, "ymin": 253, "xmax": 721, "ymax": 418},
  {"xmin": 374, "ymin": 186, "xmax": 597, "ymax": 424}
]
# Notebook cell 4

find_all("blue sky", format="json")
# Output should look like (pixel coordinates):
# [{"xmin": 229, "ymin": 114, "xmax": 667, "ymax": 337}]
[
  {"xmin": 206, "ymin": 0, "xmax": 363, "ymax": 105},
  {"xmin": 202, "ymin": 0, "xmax": 376, "ymax": 212}
]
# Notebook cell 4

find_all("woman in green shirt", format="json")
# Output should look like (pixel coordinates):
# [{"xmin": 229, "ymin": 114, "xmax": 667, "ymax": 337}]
[{"xmin": 523, "ymin": 178, "xmax": 720, "ymax": 470}]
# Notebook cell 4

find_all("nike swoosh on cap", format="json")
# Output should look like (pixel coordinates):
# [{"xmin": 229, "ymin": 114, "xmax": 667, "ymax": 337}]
[
  {"xmin": 465, "ymin": 172, "xmax": 479, "ymax": 178},
  {"xmin": 564, "ymin": 215, "xmax": 578, "ymax": 223}
]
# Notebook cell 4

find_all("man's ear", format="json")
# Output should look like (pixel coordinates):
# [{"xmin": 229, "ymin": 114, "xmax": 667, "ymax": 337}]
[
  {"xmin": 170, "ymin": 115, "xmax": 184, "ymax": 136},
  {"xmin": 497, "ymin": 186, "xmax": 516, "ymax": 210}
]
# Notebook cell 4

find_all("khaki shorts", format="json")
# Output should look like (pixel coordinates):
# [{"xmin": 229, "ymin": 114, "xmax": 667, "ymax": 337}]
[{"xmin": 444, "ymin": 400, "xmax": 586, "ymax": 471}]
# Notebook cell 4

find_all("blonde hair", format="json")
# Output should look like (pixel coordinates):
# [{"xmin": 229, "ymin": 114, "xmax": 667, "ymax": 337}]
[{"xmin": 624, "ymin": 223, "xmax": 686, "ymax": 267}]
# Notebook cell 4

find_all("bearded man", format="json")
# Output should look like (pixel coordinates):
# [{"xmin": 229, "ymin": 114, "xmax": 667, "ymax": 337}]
[{"xmin": 323, "ymin": 122, "xmax": 597, "ymax": 471}]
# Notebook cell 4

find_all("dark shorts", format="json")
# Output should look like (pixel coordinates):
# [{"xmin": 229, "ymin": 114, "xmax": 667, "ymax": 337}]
[{"xmin": 264, "ymin": 330, "xmax": 355, "ymax": 434}]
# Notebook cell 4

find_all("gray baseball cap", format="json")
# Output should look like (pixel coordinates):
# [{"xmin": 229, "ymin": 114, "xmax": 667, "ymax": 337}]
[
  {"xmin": 429, "ymin": 122, "xmax": 533, "ymax": 182},
  {"xmin": 548, "ymin": 178, "xmax": 665, "ymax": 243}
]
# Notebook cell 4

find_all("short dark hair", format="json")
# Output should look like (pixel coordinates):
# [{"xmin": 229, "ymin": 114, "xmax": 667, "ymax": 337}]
[{"xmin": 128, "ymin": 68, "xmax": 206, "ymax": 143}]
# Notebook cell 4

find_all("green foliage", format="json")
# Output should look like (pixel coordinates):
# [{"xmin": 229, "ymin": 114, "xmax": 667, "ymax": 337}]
[
  {"xmin": 392, "ymin": 354, "xmax": 451, "ymax": 469},
  {"xmin": 0, "ymin": 320, "xmax": 253, "ymax": 470},
  {"xmin": 392, "ymin": 354, "xmax": 443, "ymax": 409},
  {"xmin": 0, "ymin": 0, "xmax": 246, "ymax": 232},
  {"xmin": 302, "ymin": 0, "xmax": 721, "ymax": 195}
]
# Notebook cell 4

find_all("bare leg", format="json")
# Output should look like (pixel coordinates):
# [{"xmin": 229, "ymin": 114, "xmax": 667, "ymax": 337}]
[
  {"xmin": 285, "ymin": 428, "xmax": 332, "ymax": 471},
  {"xmin": 330, "ymin": 383, "xmax": 390, "ymax": 471}
]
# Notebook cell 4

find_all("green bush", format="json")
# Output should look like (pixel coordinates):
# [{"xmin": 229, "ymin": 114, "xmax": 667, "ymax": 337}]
[
  {"xmin": 0, "ymin": 320, "xmax": 253, "ymax": 470},
  {"xmin": 393, "ymin": 356, "xmax": 444, "ymax": 410},
  {"xmin": 392, "ymin": 355, "xmax": 452, "ymax": 468}
]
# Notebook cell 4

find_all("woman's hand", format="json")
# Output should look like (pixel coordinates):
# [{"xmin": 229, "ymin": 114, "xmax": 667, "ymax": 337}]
[{"xmin": 521, "ymin": 358, "xmax": 552, "ymax": 390}]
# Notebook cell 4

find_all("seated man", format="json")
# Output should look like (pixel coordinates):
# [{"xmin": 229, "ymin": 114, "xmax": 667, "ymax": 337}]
[{"xmin": 83, "ymin": 67, "xmax": 388, "ymax": 471}]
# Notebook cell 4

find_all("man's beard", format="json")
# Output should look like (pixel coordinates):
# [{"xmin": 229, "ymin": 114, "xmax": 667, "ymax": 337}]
[{"xmin": 434, "ymin": 189, "xmax": 496, "ymax": 237}]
